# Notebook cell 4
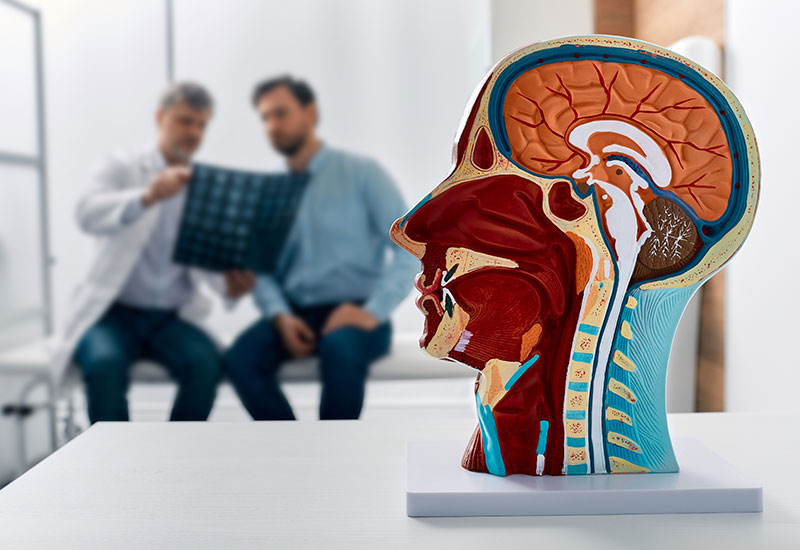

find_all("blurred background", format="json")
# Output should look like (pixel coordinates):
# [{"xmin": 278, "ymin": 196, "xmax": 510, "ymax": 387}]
[{"xmin": 0, "ymin": 0, "xmax": 788, "ymax": 484}]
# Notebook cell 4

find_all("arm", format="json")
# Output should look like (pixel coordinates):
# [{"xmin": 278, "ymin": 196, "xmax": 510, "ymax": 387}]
[
  {"xmin": 254, "ymin": 274, "xmax": 292, "ymax": 321},
  {"xmin": 75, "ymin": 152, "xmax": 146, "ymax": 235},
  {"xmin": 76, "ymin": 154, "xmax": 191, "ymax": 236},
  {"xmin": 191, "ymin": 268, "xmax": 256, "ymax": 310},
  {"xmin": 360, "ymin": 160, "xmax": 419, "ymax": 322},
  {"xmin": 255, "ymin": 274, "xmax": 315, "ymax": 357}
]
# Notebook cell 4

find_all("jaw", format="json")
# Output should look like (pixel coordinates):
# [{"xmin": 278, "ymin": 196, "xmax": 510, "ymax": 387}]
[
  {"xmin": 422, "ymin": 302, "xmax": 471, "ymax": 359},
  {"xmin": 418, "ymin": 267, "xmax": 555, "ymax": 369}
]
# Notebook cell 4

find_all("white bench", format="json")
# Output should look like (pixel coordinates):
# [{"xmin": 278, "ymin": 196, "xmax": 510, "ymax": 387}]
[
  {"xmin": 125, "ymin": 333, "xmax": 470, "ymax": 382},
  {"xmin": 0, "ymin": 342, "xmax": 59, "ymax": 479},
  {"xmin": 0, "ymin": 334, "xmax": 472, "ymax": 476}
]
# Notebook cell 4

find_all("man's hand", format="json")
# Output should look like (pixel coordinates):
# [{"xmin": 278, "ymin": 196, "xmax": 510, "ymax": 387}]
[
  {"xmin": 274, "ymin": 313, "xmax": 316, "ymax": 358},
  {"xmin": 321, "ymin": 303, "xmax": 379, "ymax": 335},
  {"xmin": 224, "ymin": 270, "xmax": 256, "ymax": 299},
  {"xmin": 142, "ymin": 166, "xmax": 191, "ymax": 206}
]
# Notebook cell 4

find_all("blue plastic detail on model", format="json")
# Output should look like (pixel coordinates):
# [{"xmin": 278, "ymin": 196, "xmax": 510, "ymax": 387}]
[
  {"xmin": 475, "ymin": 393, "xmax": 506, "ymax": 476},
  {"xmin": 566, "ymin": 437, "xmax": 586, "ymax": 448},
  {"xmin": 567, "ymin": 463, "xmax": 589, "ymax": 475},
  {"xmin": 601, "ymin": 285, "xmax": 697, "ymax": 473},
  {"xmin": 398, "ymin": 192, "xmax": 432, "ymax": 228},
  {"xmin": 537, "ymin": 420, "xmax": 549, "ymax": 455},
  {"xmin": 504, "ymin": 354, "xmax": 540, "ymax": 390},
  {"xmin": 572, "ymin": 352, "xmax": 594, "ymax": 363},
  {"xmin": 568, "ymin": 381, "xmax": 589, "ymax": 392}
]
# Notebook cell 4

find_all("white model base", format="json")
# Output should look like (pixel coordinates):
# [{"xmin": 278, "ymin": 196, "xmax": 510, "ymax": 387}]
[{"xmin": 406, "ymin": 437, "xmax": 762, "ymax": 517}]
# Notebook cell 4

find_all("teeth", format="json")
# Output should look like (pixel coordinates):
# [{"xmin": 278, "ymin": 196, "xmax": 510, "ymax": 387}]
[
  {"xmin": 442, "ymin": 287, "xmax": 455, "ymax": 318},
  {"xmin": 442, "ymin": 263, "xmax": 460, "ymax": 286}
]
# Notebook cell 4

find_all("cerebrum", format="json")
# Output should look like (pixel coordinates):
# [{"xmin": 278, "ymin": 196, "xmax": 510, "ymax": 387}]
[{"xmin": 504, "ymin": 60, "xmax": 733, "ymax": 222}]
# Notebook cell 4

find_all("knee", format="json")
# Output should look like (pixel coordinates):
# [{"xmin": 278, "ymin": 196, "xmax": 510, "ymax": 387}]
[
  {"xmin": 75, "ymin": 341, "xmax": 128, "ymax": 380},
  {"xmin": 185, "ymin": 347, "xmax": 222, "ymax": 386},
  {"xmin": 225, "ymin": 319, "xmax": 281, "ymax": 377},
  {"xmin": 319, "ymin": 329, "xmax": 363, "ymax": 371}
]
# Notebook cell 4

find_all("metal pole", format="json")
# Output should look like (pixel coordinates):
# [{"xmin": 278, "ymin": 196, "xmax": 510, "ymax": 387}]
[
  {"xmin": 0, "ymin": 0, "xmax": 35, "ymax": 15},
  {"xmin": 166, "ymin": 0, "xmax": 175, "ymax": 82},
  {"xmin": 32, "ymin": 10, "xmax": 54, "ymax": 335},
  {"xmin": 0, "ymin": 151, "xmax": 39, "ymax": 166}
]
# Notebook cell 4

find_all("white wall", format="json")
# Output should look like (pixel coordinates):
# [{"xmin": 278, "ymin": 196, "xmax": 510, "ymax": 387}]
[
  {"xmin": 0, "ymin": 3, "xmax": 38, "ymax": 156},
  {"xmin": 491, "ymin": 0, "xmax": 594, "ymax": 62},
  {"xmin": 725, "ymin": 0, "xmax": 794, "ymax": 412}
]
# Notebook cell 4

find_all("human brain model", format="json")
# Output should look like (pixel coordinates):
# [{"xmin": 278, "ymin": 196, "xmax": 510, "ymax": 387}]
[{"xmin": 391, "ymin": 36, "xmax": 759, "ymax": 476}]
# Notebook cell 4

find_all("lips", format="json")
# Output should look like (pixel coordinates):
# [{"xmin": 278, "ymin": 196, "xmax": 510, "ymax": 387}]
[
  {"xmin": 414, "ymin": 267, "xmax": 444, "ymax": 348},
  {"xmin": 414, "ymin": 267, "xmax": 443, "ymax": 313}
]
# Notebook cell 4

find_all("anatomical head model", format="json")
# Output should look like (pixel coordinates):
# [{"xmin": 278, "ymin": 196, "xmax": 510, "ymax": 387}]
[{"xmin": 391, "ymin": 36, "xmax": 759, "ymax": 476}]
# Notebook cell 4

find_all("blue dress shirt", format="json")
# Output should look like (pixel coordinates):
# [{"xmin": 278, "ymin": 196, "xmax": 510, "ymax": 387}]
[{"xmin": 254, "ymin": 144, "xmax": 418, "ymax": 322}]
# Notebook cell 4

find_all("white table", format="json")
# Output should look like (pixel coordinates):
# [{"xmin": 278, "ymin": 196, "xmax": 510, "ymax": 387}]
[{"xmin": 0, "ymin": 412, "xmax": 797, "ymax": 549}]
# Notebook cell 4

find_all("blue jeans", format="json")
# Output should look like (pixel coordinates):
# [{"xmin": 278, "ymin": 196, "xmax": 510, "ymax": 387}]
[
  {"xmin": 225, "ymin": 303, "xmax": 391, "ymax": 420},
  {"xmin": 73, "ymin": 302, "xmax": 222, "ymax": 423}
]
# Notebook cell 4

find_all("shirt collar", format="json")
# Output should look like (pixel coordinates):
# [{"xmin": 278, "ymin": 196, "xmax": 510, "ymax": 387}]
[
  {"xmin": 307, "ymin": 142, "xmax": 330, "ymax": 175},
  {"xmin": 286, "ymin": 142, "xmax": 330, "ymax": 175},
  {"xmin": 146, "ymin": 142, "xmax": 168, "ymax": 172},
  {"xmin": 154, "ymin": 147, "xmax": 168, "ymax": 171},
  {"xmin": 147, "ymin": 142, "xmax": 198, "ymax": 173}
]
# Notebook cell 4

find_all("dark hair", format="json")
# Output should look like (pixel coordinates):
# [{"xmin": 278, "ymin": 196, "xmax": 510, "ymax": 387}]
[
  {"xmin": 159, "ymin": 81, "xmax": 214, "ymax": 112},
  {"xmin": 251, "ymin": 75, "xmax": 315, "ymax": 107}
]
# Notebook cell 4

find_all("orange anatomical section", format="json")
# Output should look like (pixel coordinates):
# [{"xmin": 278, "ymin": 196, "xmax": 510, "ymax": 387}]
[{"xmin": 503, "ymin": 60, "xmax": 733, "ymax": 221}]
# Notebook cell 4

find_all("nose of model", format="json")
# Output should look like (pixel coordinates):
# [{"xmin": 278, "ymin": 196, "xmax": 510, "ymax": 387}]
[{"xmin": 390, "ymin": 217, "xmax": 426, "ymax": 259}]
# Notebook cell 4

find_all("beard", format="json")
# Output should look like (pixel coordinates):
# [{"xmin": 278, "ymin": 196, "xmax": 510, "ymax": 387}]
[
  {"xmin": 272, "ymin": 133, "xmax": 307, "ymax": 157},
  {"xmin": 165, "ymin": 140, "xmax": 197, "ymax": 164}
]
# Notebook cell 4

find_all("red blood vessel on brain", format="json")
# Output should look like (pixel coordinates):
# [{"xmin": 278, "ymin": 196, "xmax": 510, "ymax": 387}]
[{"xmin": 391, "ymin": 36, "xmax": 759, "ymax": 477}]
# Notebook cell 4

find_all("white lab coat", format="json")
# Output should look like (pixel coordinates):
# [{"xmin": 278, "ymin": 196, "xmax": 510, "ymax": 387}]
[{"xmin": 50, "ymin": 143, "xmax": 227, "ymax": 383}]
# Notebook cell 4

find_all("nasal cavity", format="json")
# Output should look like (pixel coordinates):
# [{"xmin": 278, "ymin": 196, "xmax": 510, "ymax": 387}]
[
  {"xmin": 471, "ymin": 126, "xmax": 494, "ymax": 170},
  {"xmin": 548, "ymin": 180, "xmax": 586, "ymax": 221}
]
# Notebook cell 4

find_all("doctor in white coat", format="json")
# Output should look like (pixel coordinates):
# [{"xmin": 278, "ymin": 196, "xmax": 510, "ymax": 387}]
[{"xmin": 52, "ymin": 82, "xmax": 254, "ymax": 423}]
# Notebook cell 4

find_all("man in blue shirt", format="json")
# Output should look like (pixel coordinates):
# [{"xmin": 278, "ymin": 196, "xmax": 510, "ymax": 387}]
[{"xmin": 225, "ymin": 76, "xmax": 418, "ymax": 420}]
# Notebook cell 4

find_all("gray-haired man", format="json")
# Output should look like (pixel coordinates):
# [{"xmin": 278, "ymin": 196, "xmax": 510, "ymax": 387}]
[{"xmin": 58, "ymin": 82, "xmax": 255, "ymax": 423}]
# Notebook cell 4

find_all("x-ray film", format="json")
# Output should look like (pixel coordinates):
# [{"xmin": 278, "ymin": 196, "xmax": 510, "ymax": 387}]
[{"xmin": 173, "ymin": 163, "xmax": 309, "ymax": 273}]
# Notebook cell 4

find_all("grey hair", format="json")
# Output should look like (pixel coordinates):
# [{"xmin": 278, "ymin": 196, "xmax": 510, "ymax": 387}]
[{"xmin": 159, "ymin": 81, "xmax": 214, "ymax": 112}]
